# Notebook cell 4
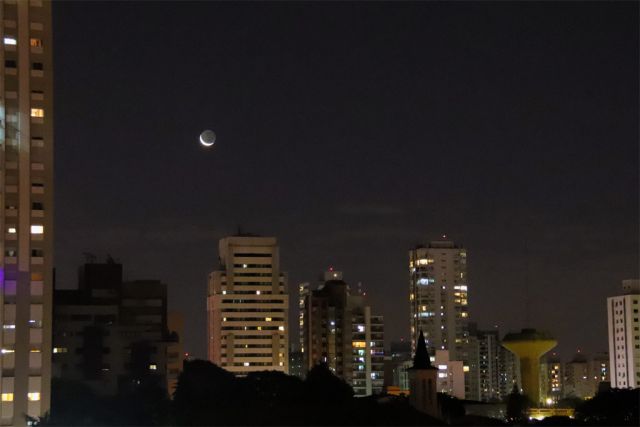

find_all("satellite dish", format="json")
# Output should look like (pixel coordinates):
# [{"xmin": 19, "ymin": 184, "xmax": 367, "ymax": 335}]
[{"xmin": 199, "ymin": 130, "xmax": 216, "ymax": 147}]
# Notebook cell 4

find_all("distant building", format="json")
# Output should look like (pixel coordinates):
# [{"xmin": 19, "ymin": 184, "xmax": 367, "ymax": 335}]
[
  {"xmin": 207, "ymin": 235, "xmax": 289, "ymax": 375},
  {"xmin": 563, "ymin": 353, "xmax": 592, "ymax": 399},
  {"xmin": 298, "ymin": 281, "xmax": 310, "ymax": 369},
  {"xmin": 467, "ymin": 325, "xmax": 516, "ymax": 402},
  {"xmin": 540, "ymin": 352, "xmax": 563, "ymax": 404},
  {"xmin": 301, "ymin": 270, "xmax": 384, "ymax": 396},
  {"xmin": 607, "ymin": 279, "xmax": 639, "ymax": 389},
  {"xmin": 434, "ymin": 349, "xmax": 465, "ymax": 399},
  {"xmin": 383, "ymin": 340, "xmax": 413, "ymax": 393},
  {"xmin": 498, "ymin": 338, "xmax": 521, "ymax": 399},
  {"xmin": 588, "ymin": 352, "xmax": 609, "ymax": 392},
  {"xmin": 166, "ymin": 311, "xmax": 184, "ymax": 396},
  {"xmin": 52, "ymin": 261, "xmax": 172, "ymax": 395},
  {"xmin": 289, "ymin": 347, "xmax": 304, "ymax": 379},
  {"xmin": 408, "ymin": 237, "xmax": 473, "ymax": 398}
]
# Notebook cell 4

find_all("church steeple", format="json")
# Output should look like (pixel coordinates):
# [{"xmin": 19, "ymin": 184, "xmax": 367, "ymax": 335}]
[{"xmin": 413, "ymin": 330, "xmax": 436, "ymax": 369}]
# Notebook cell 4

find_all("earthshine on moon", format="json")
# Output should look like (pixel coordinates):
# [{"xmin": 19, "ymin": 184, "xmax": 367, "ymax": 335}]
[{"xmin": 199, "ymin": 130, "xmax": 216, "ymax": 147}]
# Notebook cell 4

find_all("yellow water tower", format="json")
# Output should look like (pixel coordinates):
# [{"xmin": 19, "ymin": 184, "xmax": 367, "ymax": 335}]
[{"xmin": 502, "ymin": 329, "xmax": 557, "ymax": 405}]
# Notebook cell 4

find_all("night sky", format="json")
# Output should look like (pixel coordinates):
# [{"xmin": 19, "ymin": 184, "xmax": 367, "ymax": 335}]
[{"xmin": 52, "ymin": 2, "xmax": 638, "ymax": 360}]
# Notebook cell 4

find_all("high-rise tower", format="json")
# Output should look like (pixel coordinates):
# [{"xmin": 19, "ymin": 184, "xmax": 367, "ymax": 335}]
[
  {"xmin": 607, "ymin": 279, "xmax": 639, "ymax": 389},
  {"xmin": 207, "ymin": 235, "xmax": 289, "ymax": 375},
  {"xmin": 301, "ymin": 270, "xmax": 384, "ymax": 396},
  {"xmin": 0, "ymin": 0, "xmax": 54, "ymax": 424},
  {"xmin": 409, "ymin": 238, "xmax": 469, "ymax": 361}
]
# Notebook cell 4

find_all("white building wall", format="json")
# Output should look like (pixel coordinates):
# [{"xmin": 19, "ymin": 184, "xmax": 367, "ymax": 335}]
[
  {"xmin": 208, "ymin": 236, "xmax": 289, "ymax": 375},
  {"xmin": 607, "ymin": 284, "xmax": 640, "ymax": 389}
]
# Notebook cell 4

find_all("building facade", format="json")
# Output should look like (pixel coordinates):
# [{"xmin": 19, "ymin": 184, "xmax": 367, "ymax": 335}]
[
  {"xmin": 588, "ymin": 352, "xmax": 609, "ymax": 393},
  {"xmin": 301, "ymin": 271, "xmax": 384, "ymax": 396},
  {"xmin": 540, "ymin": 353, "xmax": 563, "ymax": 404},
  {"xmin": 207, "ymin": 235, "xmax": 289, "ymax": 375},
  {"xmin": 0, "ymin": 1, "xmax": 54, "ymax": 423},
  {"xmin": 52, "ymin": 261, "xmax": 174, "ymax": 396},
  {"xmin": 563, "ymin": 353, "xmax": 592, "ymax": 399},
  {"xmin": 409, "ymin": 237, "xmax": 471, "ymax": 396},
  {"xmin": 607, "ymin": 279, "xmax": 639, "ymax": 389}
]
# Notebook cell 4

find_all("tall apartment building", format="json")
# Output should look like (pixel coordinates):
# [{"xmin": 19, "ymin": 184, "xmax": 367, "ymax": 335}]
[
  {"xmin": 301, "ymin": 270, "xmax": 384, "ymax": 396},
  {"xmin": 607, "ymin": 279, "xmax": 640, "ymax": 389},
  {"xmin": 207, "ymin": 235, "xmax": 289, "ymax": 375},
  {"xmin": 409, "ymin": 237, "xmax": 471, "ymax": 396},
  {"xmin": 465, "ymin": 324, "xmax": 520, "ymax": 402},
  {"xmin": 468, "ymin": 326, "xmax": 499, "ymax": 402},
  {"xmin": 563, "ymin": 353, "xmax": 592, "ymax": 399},
  {"xmin": 0, "ymin": 1, "xmax": 54, "ymax": 424},
  {"xmin": 52, "ymin": 261, "xmax": 175, "ymax": 396},
  {"xmin": 540, "ymin": 352, "xmax": 563, "ymax": 404}
]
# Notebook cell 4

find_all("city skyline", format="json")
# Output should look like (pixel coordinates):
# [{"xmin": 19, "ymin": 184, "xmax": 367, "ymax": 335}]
[{"xmin": 50, "ymin": 0, "xmax": 638, "ymax": 362}]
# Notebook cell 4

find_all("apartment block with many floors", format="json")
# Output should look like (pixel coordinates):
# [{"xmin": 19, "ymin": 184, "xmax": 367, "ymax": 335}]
[
  {"xmin": 0, "ymin": 0, "xmax": 54, "ymax": 424},
  {"xmin": 301, "ymin": 270, "xmax": 384, "ymax": 396},
  {"xmin": 607, "ymin": 279, "xmax": 639, "ymax": 389},
  {"xmin": 207, "ymin": 235, "xmax": 289, "ymax": 375},
  {"xmin": 409, "ymin": 237, "xmax": 473, "ymax": 398}
]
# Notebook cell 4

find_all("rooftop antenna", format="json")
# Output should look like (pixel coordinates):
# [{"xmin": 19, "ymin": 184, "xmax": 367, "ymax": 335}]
[{"xmin": 82, "ymin": 252, "xmax": 96, "ymax": 264}]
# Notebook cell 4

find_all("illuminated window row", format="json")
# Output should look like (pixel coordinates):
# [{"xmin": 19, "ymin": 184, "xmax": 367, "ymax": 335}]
[
  {"xmin": 3, "ymin": 37, "xmax": 43, "ymax": 47},
  {"xmin": 6, "ymin": 225, "xmax": 44, "ymax": 234},
  {"xmin": 0, "ymin": 392, "xmax": 40, "ymax": 402}
]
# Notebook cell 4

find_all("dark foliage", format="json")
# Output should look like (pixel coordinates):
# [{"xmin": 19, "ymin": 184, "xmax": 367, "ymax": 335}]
[
  {"xmin": 43, "ymin": 378, "xmax": 169, "ymax": 426},
  {"xmin": 438, "ymin": 392, "xmax": 465, "ymax": 423},
  {"xmin": 453, "ymin": 414, "xmax": 507, "ymax": 426},
  {"xmin": 533, "ymin": 415, "xmax": 583, "ymax": 426},
  {"xmin": 574, "ymin": 388, "xmax": 639, "ymax": 426},
  {"xmin": 172, "ymin": 360, "xmax": 443, "ymax": 426},
  {"xmin": 505, "ymin": 385, "xmax": 531, "ymax": 425}
]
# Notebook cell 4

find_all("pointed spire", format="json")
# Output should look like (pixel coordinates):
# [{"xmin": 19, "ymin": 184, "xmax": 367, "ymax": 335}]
[{"xmin": 413, "ymin": 330, "xmax": 435, "ymax": 369}]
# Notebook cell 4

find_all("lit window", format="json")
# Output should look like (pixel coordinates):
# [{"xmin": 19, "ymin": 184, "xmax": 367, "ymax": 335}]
[
  {"xmin": 2, "ymin": 325, "xmax": 15, "ymax": 329},
  {"xmin": 30, "ymin": 225, "xmax": 44, "ymax": 234},
  {"xmin": 1, "ymin": 349, "xmax": 15, "ymax": 354},
  {"xmin": 30, "ymin": 38, "xmax": 42, "ymax": 47},
  {"xmin": 438, "ymin": 365, "xmax": 447, "ymax": 370},
  {"xmin": 30, "ymin": 108, "xmax": 44, "ymax": 118},
  {"xmin": 256, "ymin": 291, "xmax": 261, "ymax": 295},
  {"xmin": 28, "ymin": 393, "xmax": 40, "ymax": 401},
  {"xmin": 1, "ymin": 393, "xmax": 13, "ymax": 402},
  {"xmin": 149, "ymin": 364, "xmax": 157, "ymax": 371},
  {"xmin": 7, "ymin": 227, "xmax": 16, "ymax": 234},
  {"xmin": 243, "ymin": 362, "xmax": 250, "ymax": 367},
  {"xmin": 463, "ymin": 365, "xmax": 470, "ymax": 372},
  {"xmin": 265, "ymin": 317, "xmax": 272, "ymax": 322},
  {"xmin": 52, "ymin": 347, "xmax": 67, "ymax": 354},
  {"xmin": 278, "ymin": 326, "xmax": 284, "ymax": 331},
  {"xmin": 222, "ymin": 290, "xmax": 226, "ymax": 295},
  {"xmin": 352, "ymin": 341, "xmax": 366, "ymax": 348},
  {"xmin": 3, "ymin": 37, "xmax": 16, "ymax": 45}
]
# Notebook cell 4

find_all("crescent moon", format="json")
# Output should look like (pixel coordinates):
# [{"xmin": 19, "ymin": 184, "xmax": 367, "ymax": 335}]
[{"xmin": 199, "ymin": 134, "xmax": 215, "ymax": 147}]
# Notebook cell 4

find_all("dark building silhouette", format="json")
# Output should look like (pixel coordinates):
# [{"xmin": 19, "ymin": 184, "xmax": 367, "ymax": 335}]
[
  {"xmin": 52, "ymin": 259, "xmax": 177, "ymax": 395},
  {"xmin": 301, "ymin": 270, "xmax": 384, "ymax": 395}
]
